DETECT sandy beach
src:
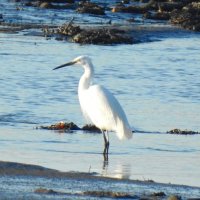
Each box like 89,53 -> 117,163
0,161 -> 200,199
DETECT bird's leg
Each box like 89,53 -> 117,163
102,130 -> 109,159
105,130 -> 109,154
103,130 -> 107,155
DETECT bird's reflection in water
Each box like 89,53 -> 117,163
102,157 -> 109,172
102,158 -> 131,179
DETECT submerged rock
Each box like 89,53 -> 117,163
167,129 -> 200,135
112,0 -> 154,14
82,124 -> 101,133
112,4 -> 149,14
157,1 -> 187,12
38,121 -> 80,131
143,11 -> 170,20
35,188 -> 59,194
25,0 -> 74,9
152,191 -> 166,197
37,121 -> 101,133
72,28 -> 133,45
140,191 -> 166,199
82,190 -> 136,198
76,1 -> 105,15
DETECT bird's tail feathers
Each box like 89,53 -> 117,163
115,122 -> 133,140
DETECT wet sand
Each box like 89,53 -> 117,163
0,161 -> 200,200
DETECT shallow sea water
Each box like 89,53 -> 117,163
0,30 -> 200,187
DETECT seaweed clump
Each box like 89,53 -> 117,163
37,121 -> 101,133
38,121 -> 80,131
167,129 -> 200,135
72,28 -> 133,45
44,19 -> 134,45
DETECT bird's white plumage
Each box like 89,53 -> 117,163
54,55 -> 133,143
75,56 -> 133,140
79,84 -> 132,139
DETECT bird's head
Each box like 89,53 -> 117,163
53,55 -> 91,70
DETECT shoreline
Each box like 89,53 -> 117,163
0,160 -> 200,199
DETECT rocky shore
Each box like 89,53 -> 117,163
0,0 -> 199,45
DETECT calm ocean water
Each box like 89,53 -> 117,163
0,18 -> 200,186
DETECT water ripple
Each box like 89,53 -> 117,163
145,147 -> 198,153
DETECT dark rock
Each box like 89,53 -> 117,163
42,18 -> 81,38
82,124 -> 101,133
83,191 -> 136,198
112,0 -> 154,14
38,121 -> 80,131
25,0 -> 74,9
170,2 -> 200,31
112,5 -> 147,14
72,28 -> 133,45
76,1 -> 105,15
38,121 -> 101,132
167,129 -> 200,135
141,191 -> 166,200
143,11 -> 170,20
157,2 -> 186,12
35,188 -> 59,194
25,1 -> 41,7
35,187 -> 70,195
152,191 -> 166,197
44,18 -> 134,45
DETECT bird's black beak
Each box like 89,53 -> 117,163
53,60 -> 77,70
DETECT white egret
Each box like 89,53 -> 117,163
53,56 -> 133,156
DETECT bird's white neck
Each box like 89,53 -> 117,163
78,61 -> 94,93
